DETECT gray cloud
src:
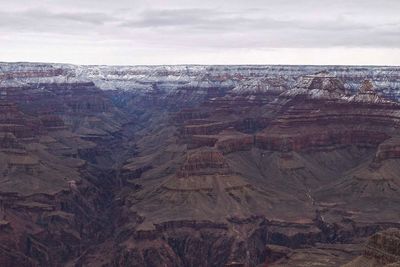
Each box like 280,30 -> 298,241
121,8 -> 371,32
0,8 -> 117,35
28,9 -> 114,24
0,0 -> 399,64
121,9 -> 221,28
115,7 -> 399,49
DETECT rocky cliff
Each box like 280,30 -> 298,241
343,228 -> 400,267
1,63 -> 400,266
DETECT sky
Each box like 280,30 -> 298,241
1,0 -> 400,65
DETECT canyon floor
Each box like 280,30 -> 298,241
1,63 -> 400,266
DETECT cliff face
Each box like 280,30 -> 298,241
343,228 -> 400,267
2,63 -> 400,102
1,63 -> 400,266
0,74 -> 133,266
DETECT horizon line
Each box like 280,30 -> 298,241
1,61 -> 400,68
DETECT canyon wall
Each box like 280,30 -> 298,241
0,63 -> 400,266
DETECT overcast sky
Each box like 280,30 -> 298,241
1,0 -> 400,65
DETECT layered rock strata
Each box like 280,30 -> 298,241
1,64 -> 400,266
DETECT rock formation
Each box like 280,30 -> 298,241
0,63 -> 400,266
344,228 -> 400,266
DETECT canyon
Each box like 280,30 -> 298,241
1,63 -> 400,266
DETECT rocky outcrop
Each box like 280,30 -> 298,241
349,80 -> 394,104
254,74 -> 400,153
281,72 -> 348,99
177,149 -> 231,177
344,228 -> 400,267
184,121 -> 234,135
373,137 -> 400,163
215,130 -> 254,154
365,229 -> 400,264
255,129 -> 390,152
231,76 -> 288,96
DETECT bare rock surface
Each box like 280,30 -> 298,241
1,63 -> 400,266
